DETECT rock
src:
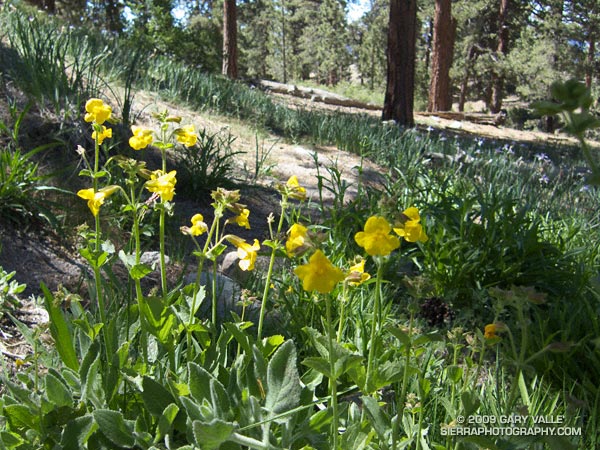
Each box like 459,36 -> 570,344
140,251 -> 170,270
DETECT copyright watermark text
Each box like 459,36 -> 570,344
441,415 -> 581,437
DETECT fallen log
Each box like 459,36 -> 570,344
418,110 -> 506,126
252,79 -> 381,111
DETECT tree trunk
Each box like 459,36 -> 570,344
222,0 -> 238,79
105,0 -> 122,33
490,0 -> 510,114
586,34 -> 595,88
382,0 -> 417,127
427,0 -> 456,112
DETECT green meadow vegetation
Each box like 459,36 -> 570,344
1,4 -> 600,450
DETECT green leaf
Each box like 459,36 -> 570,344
209,378 -> 231,418
60,415 -> 96,450
130,263 -> 153,280
341,422 -> 372,450
0,431 -> 24,449
4,405 -> 37,430
302,356 -> 331,378
223,322 -> 253,356
361,395 -> 390,442
265,340 -> 301,416
45,372 -> 72,408
386,325 -> 411,347
42,284 -> 79,371
142,376 -> 176,416
78,248 -> 109,269
192,419 -> 235,450
188,362 -> 213,404
154,403 -> 179,444
82,355 -> 106,409
262,334 -> 285,357
118,250 -> 136,269
206,243 -> 228,261
460,391 -> 480,417
93,409 -> 135,448
446,365 -> 463,384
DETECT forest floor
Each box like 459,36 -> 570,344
0,84 -> 593,375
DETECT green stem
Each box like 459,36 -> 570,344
336,283 -> 348,343
257,197 -> 288,341
159,148 -> 168,298
130,184 -> 148,367
211,259 -> 218,326
507,304 -> 528,412
365,260 -> 384,393
91,132 -> 109,355
325,295 -> 339,450
159,205 -> 168,297
392,312 -> 414,449
230,432 -> 273,450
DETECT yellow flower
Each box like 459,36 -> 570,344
294,250 -> 345,294
393,207 -> 428,243
233,208 -> 251,229
190,213 -> 208,236
347,258 -> 371,286
229,238 -> 260,271
77,185 -> 118,216
286,223 -> 308,256
129,126 -> 154,150
484,324 -> 497,339
84,98 -> 112,125
91,125 -> 112,145
286,175 -> 307,201
484,322 -> 506,340
175,125 -> 198,147
354,216 -> 400,256
145,170 -> 177,202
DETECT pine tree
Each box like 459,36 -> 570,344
382,0 -> 418,126
354,0 -> 388,90
239,0 -> 272,78
427,0 -> 456,111
222,0 -> 238,78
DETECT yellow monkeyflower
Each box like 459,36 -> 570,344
175,125 -> 198,147
190,213 -> 208,236
393,207 -> 428,243
91,125 -> 112,145
484,324 -> 497,339
355,216 -> 400,256
346,258 -> 371,286
484,323 -> 507,340
129,126 -> 154,150
145,170 -> 177,202
286,175 -> 307,201
229,237 -> 260,271
294,250 -> 345,294
286,223 -> 308,256
77,185 -> 118,216
84,98 -> 112,125
233,208 -> 251,229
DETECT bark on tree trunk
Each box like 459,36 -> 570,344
382,0 -> 417,127
427,0 -> 456,112
222,0 -> 238,79
106,0 -> 122,33
490,0 -> 510,114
